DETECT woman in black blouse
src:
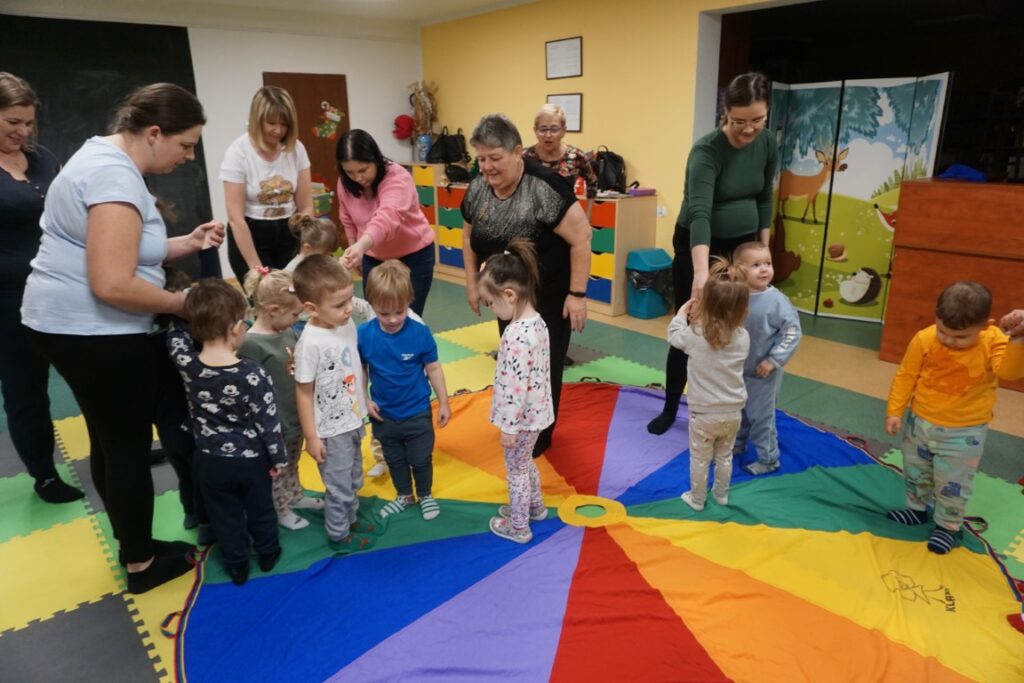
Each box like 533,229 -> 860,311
460,113 -> 592,457
0,72 -> 83,502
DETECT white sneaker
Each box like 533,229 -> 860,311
293,496 -> 325,510
680,491 -> 705,511
367,462 -> 388,478
278,511 -> 310,530
713,492 -> 729,506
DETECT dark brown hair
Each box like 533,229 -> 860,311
477,238 -> 540,310
698,257 -> 750,349
183,279 -> 247,342
723,72 -> 771,111
935,281 -> 991,330
110,82 -> 206,136
365,259 -> 414,309
291,254 -> 352,305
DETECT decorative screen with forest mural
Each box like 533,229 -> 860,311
768,74 -> 949,322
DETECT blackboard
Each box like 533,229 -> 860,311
0,14 -> 213,276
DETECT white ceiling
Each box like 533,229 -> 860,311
186,0 -> 537,24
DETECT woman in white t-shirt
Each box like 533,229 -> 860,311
220,86 -> 312,282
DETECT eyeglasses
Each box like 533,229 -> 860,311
727,116 -> 767,130
536,126 -> 563,136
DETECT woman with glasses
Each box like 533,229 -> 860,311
647,71 -> 778,436
523,104 -> 598,200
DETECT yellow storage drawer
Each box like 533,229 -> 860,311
590,252 -> 615,280
436,226 -> 463,249
412,165 -> 435,186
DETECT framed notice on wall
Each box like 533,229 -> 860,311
547,93 -> 582,132
545,36 -> 582,79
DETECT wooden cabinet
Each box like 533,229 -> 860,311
404,163 -> 658,316
880,179 -> 1024,391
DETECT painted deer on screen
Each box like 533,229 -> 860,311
778,147 -> 849,223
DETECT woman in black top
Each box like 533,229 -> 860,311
0,72 -> 83,502
460,113 -> 592,456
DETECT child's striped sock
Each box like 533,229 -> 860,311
927,527 -> 957,555
886,508 -> 928,525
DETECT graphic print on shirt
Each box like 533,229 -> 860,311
314,345 -> 361,434
257,175 -> 295,218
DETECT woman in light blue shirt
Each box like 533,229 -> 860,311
22,83 -> 225,594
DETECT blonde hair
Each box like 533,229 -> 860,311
289,213 -> 339,255
364,260 -> 413,309
243,268 -> 297,315
698,257 -> 749,350
0,72 -> 40,150
478,238 -> 540,311
247,86 -> 298,153
291,254 -> 352,305
533,103 -> 567,129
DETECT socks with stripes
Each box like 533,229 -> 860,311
886,508 -> 929,525
927,527 -> 957,555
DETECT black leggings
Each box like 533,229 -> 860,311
662,229 -> 757,401
227,217 -> 298,283
30,331 -> 159,563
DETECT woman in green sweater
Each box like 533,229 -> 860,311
648,72 -> 778,435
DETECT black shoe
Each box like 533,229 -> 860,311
126,553 -> 195,594
34,476 -> 85,504
646,408 -> 679,435
258,548 -> 282,573
183,512 -> 199,530
229,562 -> 250,586
118,539 -> 196,567
197,524 -> 216,546
149,447 -> 168,465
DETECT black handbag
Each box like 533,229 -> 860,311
595,145 -> 627,192
444,163 -> 470,184
427,126 -> 470,164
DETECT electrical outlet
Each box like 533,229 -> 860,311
656,205 -> 668,218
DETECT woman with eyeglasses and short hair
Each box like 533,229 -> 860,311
523,104 -> 598,200
647,71 -> 778,436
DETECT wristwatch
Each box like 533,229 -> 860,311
568,290 -> 587,298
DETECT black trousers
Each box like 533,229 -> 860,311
663,229 -> 758,399
197,455 -> 278,568
0,289 -> 58,481
30,330 -> 158,563
497,302 -> 572,447
226,217 -> 298,283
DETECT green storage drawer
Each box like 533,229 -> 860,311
591,227 -> 615,253
438,207 -> 463,228
417,186 -> 435,206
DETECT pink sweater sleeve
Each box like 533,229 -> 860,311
336,177 -> 358,247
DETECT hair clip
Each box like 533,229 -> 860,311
255,266 -> 270,276
287,285 -> 295,293
503,250 -> 511,255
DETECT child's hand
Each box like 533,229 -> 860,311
755,359 -> 776,378
367,400 -> 382,421
999,309 -> 1024,341
306,436 -> 326,463
678,299 -> 694,319
500,431 -> 516,448
885,416 -> 902,436
269,465 -> 285,479
436,403 -> 451,428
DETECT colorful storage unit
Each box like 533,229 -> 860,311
402,163 -> 657,316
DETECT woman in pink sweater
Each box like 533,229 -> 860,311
337,129 -> 435,315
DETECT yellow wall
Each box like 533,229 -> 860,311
422,0 -> 757,250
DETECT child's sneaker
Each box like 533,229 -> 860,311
293,496 -> 325,511
278,511 -> 310,530
489,516 -> 532,543
380,495 -> 413,518
367,462 -> 388,478
743,461 -> 780,476
680,491 -> 705,511
258,548 -> 282,572
498,504 -> 548,521
228,562 -> 250,587
713,492 -> 729,506
419,495 -> 441,521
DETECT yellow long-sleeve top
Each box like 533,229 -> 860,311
887,325 -> 1024,427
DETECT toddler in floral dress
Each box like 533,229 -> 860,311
478,239 -> 553,543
